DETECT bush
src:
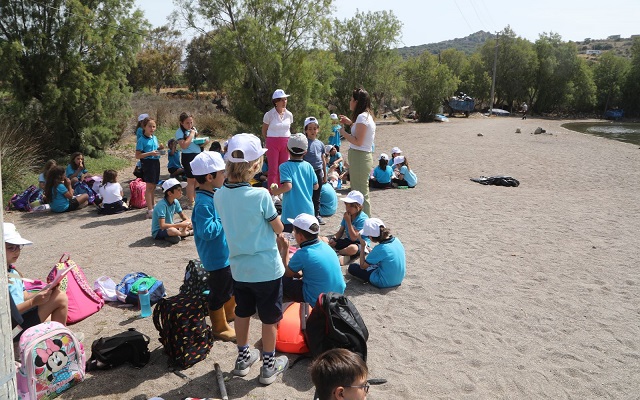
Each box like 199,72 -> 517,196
0,120 -> 43,205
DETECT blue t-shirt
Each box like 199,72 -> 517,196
279,160 -> 316,223
340,211 -> 369,243
329,152 -> 343,171
168,148 -> 182,169
65,164 -> 88,180
151,198 -> 183,238
214,182 -> 284,283
50,183 -> 70,212
399,165 -> 418,187
137,134 -> 160,160
373,165 -> 393,184
175,127 -> 202,154
329,125 -> 341,148
136,127 -> 143,141
303,138 -> 325,170
193,189 -> 230,271
366,237 -> 406,288
319,183 -> 337,217
288,239 -> 346,306
7,266 -> 25,305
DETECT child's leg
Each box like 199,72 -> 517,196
76,193 -> 90,208
262,322 -> 277,353
145,182 -> 155,211
338,243 -> 359,257
348,263 -> 374,283
37,288 -> 68,325
312,168 -> 323,217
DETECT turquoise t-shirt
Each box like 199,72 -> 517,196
168,148 -> 182,169
175,127 -> 202,154
366,237 -> 406,288
50,183 -> 70,212
340,211 -> 369,242
65,164 -> 88,180
319,183 -> 337,217
7,266 -> 25,305
400,165 -> 418,187
373,165 -> 393,184
279,160 -> 316,223
136,135 -> 160,159
151,198 -> 183,238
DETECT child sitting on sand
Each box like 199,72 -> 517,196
325,190 -> 370,265
348,218 -> 406,288
97,169 -> 128,215
391,155 -> 418,188
151,178 -> 192,245
369,153 -> 394,189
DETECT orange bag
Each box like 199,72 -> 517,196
276,302 -> 311,354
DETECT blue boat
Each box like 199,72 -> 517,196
447,97 -> 475,117
604,109 -> 623,120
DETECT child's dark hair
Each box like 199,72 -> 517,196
142,117 -> 155,129
102,169 -> 117,185
378,158 -> 388,169
288,148 -> 305,158
370,226 -> 392,243
42,159 -> 57,174
293,225 -> 319,241
209,141 -> 222,152
164,184 -> 182,199
194,172 -> 218,184
310,348 -> 368,400
179,112 -> 192,126
69,152 -> 84,169
44,166 -> 66,204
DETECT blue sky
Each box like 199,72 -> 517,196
135,0 -> 640,47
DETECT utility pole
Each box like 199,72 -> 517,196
489,33 -> 499,116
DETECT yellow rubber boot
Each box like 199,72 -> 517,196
209,308 -> 236,342
224,296 -> 236,322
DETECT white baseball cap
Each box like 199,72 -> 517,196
391,147 -> 402,154
161,178 -> 187,193
137,113 -> 149,122
287,213 -> 320,234
304,116 -> 319,129
3,223 -> 33,245
272,89 -> 290,99
287,133 -> 308,154
340,190 -> 364,205
226,133 -> 267,163
325,144 -> 334,154
330,113 -> 339,120
190,151 -> 225,176
359,218 -> 385,237
393,155 -> 405,166
379,153 -> 389,161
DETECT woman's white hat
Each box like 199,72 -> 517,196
3,223 -> 33,245
272,89 -> 290,99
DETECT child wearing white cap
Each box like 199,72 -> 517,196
325,190 -> 370,264
262,89 -> 293,189
277,214 -> 345,307
348,218 -> 406,288
150,178 -> 192,244
391,156 -> 418,188
303,116 -> 327,224
213,133 -> 289,385
369,153 -> 394,189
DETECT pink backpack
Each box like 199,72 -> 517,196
17,321 -> 85,400
129,178 -> 147,209
47,253 -> 104,324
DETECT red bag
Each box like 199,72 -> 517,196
276,302 -> 311,354
47,253 -> 104,324
129,178 -> 147,209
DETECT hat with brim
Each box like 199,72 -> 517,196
190,151 -> 226,176
359,218 -> 384,237
393,155 -> 405,166
272,89 -> 290,99
3,223 -> 33,245
161,178 -> 188,193
138,113 -> 149,122
287,133 -> 308,155
287,213 -> 320,234
226,133 -> 268,163
340,190 -> 364,205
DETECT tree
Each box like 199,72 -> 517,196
131,26 -> 183,93
568,58 -> 596,113
592,51 -> 630,114
622,37 -> 640,117
403,52 -> 459,122
460,52 -> 491,108
184,34 -> 218,96
0,0 -> 145,156
325,10 -> 403,114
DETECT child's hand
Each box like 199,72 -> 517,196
343,211 -> 351,223
32,288 -> 52,305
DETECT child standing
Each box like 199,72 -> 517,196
151,178 -> 192,244
303,116 -> 327,224
348,218 -> 406,288
213,133 -> 289,385
271,133 -> 318,233
167,139 -> 184,178
44,166 -> 89,213
177,112 -> 209,208
391,155 -> 418,188
328,113 -> 342,150
369,153 -> 394,189
326,190 -> 370,265
97,170 -> 128,215
310,348 -> 369,400
65,152 -> 89,185
190,151 -> 235,342
136,117 -> 163,218
277,213 -> 345,307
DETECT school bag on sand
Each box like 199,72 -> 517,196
73,181 -> 97,204
179,259 -> 209,298
116,272 -> 166,305
47,253 -> 104,324
9,185 -> 43,212
276,302 -> 311,354
305,292 -> 369,361
152,293 -> 214,369
86,328 -> 151,371
17,321 -> 86,400
128,178 -> 147,208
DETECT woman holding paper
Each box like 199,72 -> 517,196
4,223 -> 69,335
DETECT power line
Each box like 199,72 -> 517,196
452,0 -> 473,32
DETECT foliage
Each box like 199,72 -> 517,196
622,38 -> 640,116
397,31 -> 494,58
592,51 -> 630,113
403,52 -> 459,122
0,119 -> 42,205
184,34 -> 219,94
130,26 -> 184,94
568,58 -> 597,112
459,52 -> 491,108
0,0 -> 145,157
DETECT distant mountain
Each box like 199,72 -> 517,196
396,31 -> 494,58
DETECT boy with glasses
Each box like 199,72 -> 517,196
311,348 -> 369,400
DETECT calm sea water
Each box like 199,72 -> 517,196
562,122 -> 640,146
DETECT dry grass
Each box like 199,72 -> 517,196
0,120 -> 43,204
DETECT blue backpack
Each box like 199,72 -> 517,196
73,181 -> 97,204
116,272 -> 166,306
9,185 -> 43,211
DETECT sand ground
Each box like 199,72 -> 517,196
5,115 -> 640,399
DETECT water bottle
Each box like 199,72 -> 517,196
337,179 -> 342,189
139,283 -> 152,318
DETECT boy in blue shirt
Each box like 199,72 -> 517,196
214,133 -> 289,385
190,151 -> 235,342
271,133 -> 318,233
277,214 -> 345,307
348,218 -> 406,288
167,139 -> 184,179
326,190 -> 370,265
302,117 -> 327,224
151,178 -> 191,244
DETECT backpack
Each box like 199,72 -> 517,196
179,259 -> 209,297
47,253 -> 104,324
304,292 -> 369,361
152,293 -> 214,369
116,272 -> 166,306
9,185 -> 43,212
16,321 -> 86,400
129,178 -> 147,209
276,302 -> 311,354
86,328 -> 151,371
470,175 -> 520,187
73,181 -> 97,204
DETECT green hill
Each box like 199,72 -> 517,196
396,31 -> 494,58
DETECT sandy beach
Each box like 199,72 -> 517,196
5,115 -> 640,399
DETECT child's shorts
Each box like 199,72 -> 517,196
334,237 -> 359,251
207,267 -> 233,310
234,278 -> 283,325
141,158 -> 160,184
67,197 -> 80,211
15,307 -> 41,341
154,229 -> 170,240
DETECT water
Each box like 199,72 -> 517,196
562,122 -> 640,146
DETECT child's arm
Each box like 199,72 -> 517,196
177,212 -> 191,226
357,235 -> 370,269
269,215 -> 284,235
322,155 -> 327,184
158,217 -> 190,230
270,182 -> 292,196
135,149 -> 159,159
328,225 -> 345,246
344,212 -> 359,241
62,179 -> 74,199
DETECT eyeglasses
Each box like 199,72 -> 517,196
6,244 -> 24,252
345,382 -> 370,393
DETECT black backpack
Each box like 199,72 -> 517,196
179,259 -> 209,298
304,292 -> 368,361
152,293 -> 214,369
86,328 -> 151,371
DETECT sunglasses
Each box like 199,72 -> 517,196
345,382 -> 370,393
6,244 -> 24,252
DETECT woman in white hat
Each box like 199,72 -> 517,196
262,89 -> 293,189
4,223 -> 69,335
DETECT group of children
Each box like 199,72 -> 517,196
369,146 -> 418,189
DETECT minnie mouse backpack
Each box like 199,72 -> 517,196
17,321 -> 86,400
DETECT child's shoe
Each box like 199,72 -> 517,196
233,348 -> 260,376
259,356 -> 289,385
146,209 -> 153,219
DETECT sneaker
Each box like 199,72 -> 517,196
317,215 -> 325,225
259,356 -> 289,385
146,209 -> 153,219
233,348 -> 260,377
